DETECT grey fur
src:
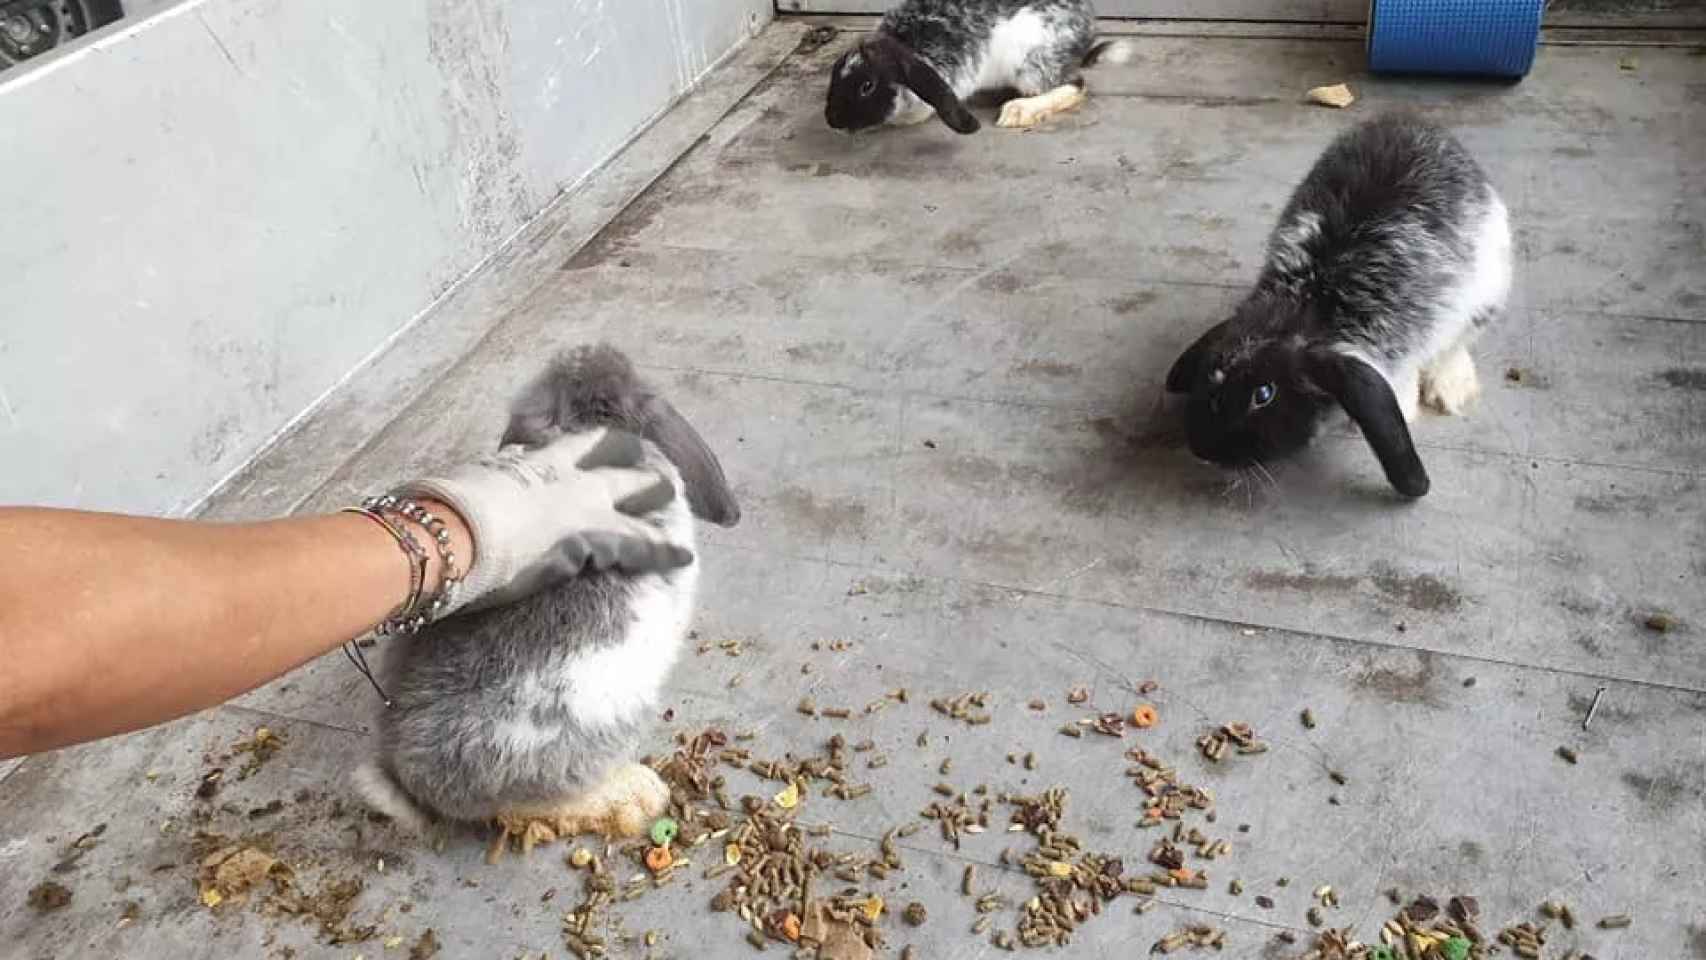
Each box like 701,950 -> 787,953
825,0 -> 1099,133
364,345 -> 737,825
884,0 -> 1095,96
1166,113 -> 1511,496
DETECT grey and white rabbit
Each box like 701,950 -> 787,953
1165,112 -> 1512,498
825,0 -> 1131,134
354,345 -> 739,840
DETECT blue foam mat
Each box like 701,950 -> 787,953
1368,0 -> 1546,79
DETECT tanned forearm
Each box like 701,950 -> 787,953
0,505 -> 469,758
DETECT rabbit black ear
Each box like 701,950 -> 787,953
877,36 -> 979,134
1166,320 -> 1229,393
639,395 -> 741,527
1306,351 -> 1430,498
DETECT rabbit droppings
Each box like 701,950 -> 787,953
825,0 -> 1133,134
355,345 -> 739,848
1166,112 -> 1512,498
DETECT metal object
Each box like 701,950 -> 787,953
1,0 -> 123,70
1583,686 -> 1606,730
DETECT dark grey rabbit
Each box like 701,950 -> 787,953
825,0 -> 1131,134
354,345 -> 739,843
1166,112 -> 1512,498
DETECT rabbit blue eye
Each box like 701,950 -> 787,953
859,79 -> 877,97
1251,383 -> 1277,409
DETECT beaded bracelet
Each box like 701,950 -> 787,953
361,494 -> 465,635
342,504 -> 427,632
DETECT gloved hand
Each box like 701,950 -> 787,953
401,428 -> 692,615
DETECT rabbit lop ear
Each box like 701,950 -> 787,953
1306,351 -> 1430,498
875,35 -> 979,134
1166,320 -> 1229,393
639,395 -> 742,527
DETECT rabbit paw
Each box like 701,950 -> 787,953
1420,346 -> 1480,416
491,764 -> 670,859
996,84 -> 1086,129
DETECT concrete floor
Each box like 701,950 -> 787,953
4,20 -> 1704,960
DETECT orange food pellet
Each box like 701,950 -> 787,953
781,913 -> 802,942
1131,704 -> 1159,728
1170,867 -> 1196,882
644,845 -> 674,873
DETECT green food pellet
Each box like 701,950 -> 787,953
649,817 -> 679,846
1441,937 -> 1471,960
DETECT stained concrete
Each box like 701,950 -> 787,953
4,22 -> 1704,960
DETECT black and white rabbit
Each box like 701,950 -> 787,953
1165,112 -> 1512,498
354,345 -> 739,843
825,0 -> 1130,134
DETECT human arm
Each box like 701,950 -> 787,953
0,428 -> 690,758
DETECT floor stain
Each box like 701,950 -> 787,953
1620,768 -> 1692,814
1246,570 -> 1361,595
1657,367 -> 1706,391
1106,291 -> 1160,315
1353,650 -> 1442,707
1010,358 -> 1082,379
1369,566 -> 1464,613
770,486 -> 870,539
1457,839 -> 1484,863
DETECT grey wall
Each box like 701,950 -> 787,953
0,0 -> 769,515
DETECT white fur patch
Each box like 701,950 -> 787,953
1094,40 -> 1137,65
971,9 -> 1054,94
840,52 -> 862,77
353,762 -> 433,835
563,486 -> 698,730
1269,212 -> 1322,274
1392,189 -> 1512,390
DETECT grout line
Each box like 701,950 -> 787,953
711,542 -> 1706,699
220,702 -> 367,738
631,359 -> 1706,482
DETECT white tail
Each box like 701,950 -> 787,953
353,761 -> 435,835
1086,39 -> 1137,66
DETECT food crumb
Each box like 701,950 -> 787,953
1306,83 -> 1355,108
27,880 -> 73,912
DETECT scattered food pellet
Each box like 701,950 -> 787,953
1131,704 -> 1159,728
1557,745 -> 1579,765
1255,896 -> 1275,909
773,782 -> 801,809
27,880 -> 73,912
649,817 -> 679,846
1307,82 -> 1356,108
409,929 -> 442,960
569,848 -> 592,869
1618,54 -> 1639,71
1300,708 -> 1316,729
1598,913 -> 1632,929
1329,770 -> 1348,785
781,912 -> 803,942
1067,686 -> 1090,705
1462,676 -> 1478,688
1643,612 -> 1677,633
644,846 -> 673,873
903,901 -> 928,926
1505,366 -> 1526,383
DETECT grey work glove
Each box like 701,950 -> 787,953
401,428 -> 692,616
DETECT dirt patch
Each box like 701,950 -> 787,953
1105,291 -> 1159,315
1369,566 -> 1464,613
770,487 -> 870,539
1353,651 -> 1442,707
1657,367 -> 1706,391
1246,570 -> 1361,595
1009,358 -> 1081,379
1620,769 -> 1692,814
977,270 -> 1024,295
